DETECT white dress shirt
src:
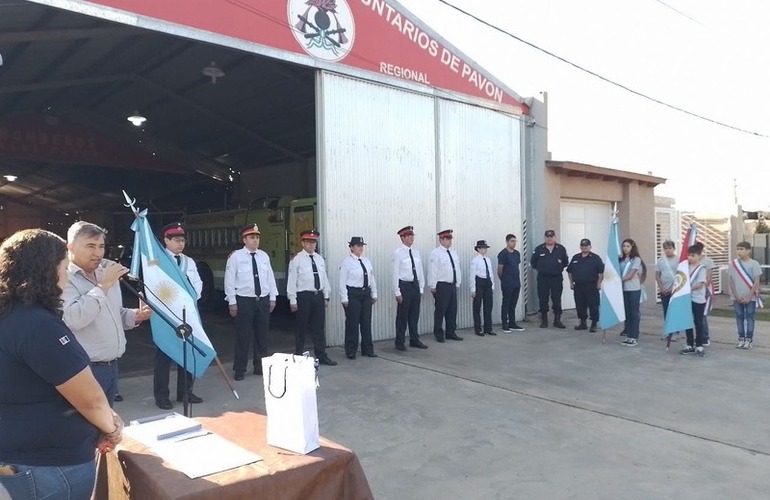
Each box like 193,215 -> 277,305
165,248 -> 203,299
339,254 -> 378,302
469,255 -> 495,293
224,247 -> 278,305
392,244 -> 425,296
428,246 -> 461,289
287,250 -> 331,305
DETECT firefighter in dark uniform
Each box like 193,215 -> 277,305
530,229 -> 569,328
566,238 -> 605,332
287,229 -> 337,366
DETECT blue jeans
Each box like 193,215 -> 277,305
623,290 -> 641,339
734,301 -> 757,339
0,460 -> 95,500
89,362 -> 118,407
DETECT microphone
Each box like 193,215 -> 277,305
100,259 -> 139,281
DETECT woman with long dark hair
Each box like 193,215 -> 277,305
0,229 -> 123,500
619,238 -> 643,346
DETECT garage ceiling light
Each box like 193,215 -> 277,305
3,175 -> 17,182
127,110 -> 147,127
202,61 -> 225,84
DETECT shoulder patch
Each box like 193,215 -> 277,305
58,335 -> 71,346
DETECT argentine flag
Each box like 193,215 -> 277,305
663,224 -> 697,334
130,209 -> 217,378
599,217 -> 625,329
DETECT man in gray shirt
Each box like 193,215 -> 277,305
61,221 -> 151,405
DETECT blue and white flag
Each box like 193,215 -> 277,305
599,217 -> 625,330
663,224 -> 696,334
130,209 -> 216,378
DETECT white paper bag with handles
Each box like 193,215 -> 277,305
261,353 -> 320,454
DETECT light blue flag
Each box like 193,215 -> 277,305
130,209 -> 217,378
663,224 -> 696,334
599,217 -> 625,330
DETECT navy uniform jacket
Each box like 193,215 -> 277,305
530,243 -> 569,277
566,252 -> 605,284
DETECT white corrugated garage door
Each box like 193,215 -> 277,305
318,72 -> 522,345
560,200 -> 612,310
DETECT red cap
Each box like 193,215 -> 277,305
300,229 -> 320,241
240,224 -> 261,237
161,222 -> 186,239
437,229 -> 453,239
397,225 -> 414,237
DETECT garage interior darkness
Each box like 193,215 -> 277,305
0,0 -> 317,239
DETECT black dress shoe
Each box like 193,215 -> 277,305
234,371 -> 245,381
475,332 -> 485,336
177,393 -> 203,404
253,367 -> 263,375
347,354 -> 356,359
318,357 -> 338,366
362,353 -> 378,358
395,344 -> 407,351
113,394 -> 124,402
409,341 -> 428,349
486,331 -> 497,336
156,399 -> 173,410
446,334 -> 464,341
435,336 -> 445,343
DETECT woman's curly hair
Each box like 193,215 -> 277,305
0,229 -> 67,317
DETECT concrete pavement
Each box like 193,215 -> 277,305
111,304 -> 769,499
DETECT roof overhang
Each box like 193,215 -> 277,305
547,160 -> 666,188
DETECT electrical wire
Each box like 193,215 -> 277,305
435,0 -> 769,138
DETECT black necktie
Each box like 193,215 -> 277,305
483,257 -> 490,279
175,255 -> 181,267
309,254 -> 321,291
447,250 -> 456,284
250,252 -> 262,297
359,259 -> 369,288
409,248 -> 418,282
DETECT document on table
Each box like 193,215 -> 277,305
124,412 -> 262,479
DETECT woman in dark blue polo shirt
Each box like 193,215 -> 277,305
0,229 -> 124,500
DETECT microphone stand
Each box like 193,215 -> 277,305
120,277 -> 206,418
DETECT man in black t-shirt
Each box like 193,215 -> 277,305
497,234 -> 524,332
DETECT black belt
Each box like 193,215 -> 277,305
297,290 -> 323,295
399,279 -> 418,285
237,294 -> 269,300
91,359 -> 118,366
346,286 -> 371,291
539,274 -> 562,278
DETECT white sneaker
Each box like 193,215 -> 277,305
743,339 -> 753,350
695,346 -> 705,357
736,338 -> 745,349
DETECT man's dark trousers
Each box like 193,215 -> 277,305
395,280 -> 421,346
537,275 -> 563,313
234,294 -> 270,374
295,291 -> 327,358
433,281 -> 457,339
573,282 -> 599,322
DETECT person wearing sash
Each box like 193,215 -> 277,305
288,229 -> 337,365
679,245 -> 708,356
619,238 -> 643,346
655,240 -> 680,342
339,236 -> 378,359
469,240 -> 495,336
727,241 -> 762,350
429,229 -> 463,342
393,226 -> 428,351
153,222 -> 204,408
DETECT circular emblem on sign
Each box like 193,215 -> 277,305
288,0 -> 355,62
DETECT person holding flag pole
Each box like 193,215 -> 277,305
122,191 -> 239,411
663,223 -> 697,350
598,206 -> 625,344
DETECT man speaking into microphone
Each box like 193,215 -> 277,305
61,221 -> 151,405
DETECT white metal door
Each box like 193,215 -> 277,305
560,200 -> 612,310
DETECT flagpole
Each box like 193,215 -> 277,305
214,357 -> 240,400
